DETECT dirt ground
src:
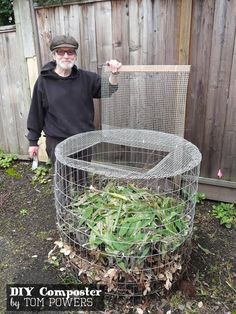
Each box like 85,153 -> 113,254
0,161 -> 235,314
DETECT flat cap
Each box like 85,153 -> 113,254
50,35 -> 79,51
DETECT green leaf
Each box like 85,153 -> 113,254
140,246 -> 150,258
5,168 -> 22,179
110,240 -> 132,253
212,202 -> 236,228
117,260 -> 127,272
70,181 -> 189,261
198,243 -> 215,255
118,222 -> 130,237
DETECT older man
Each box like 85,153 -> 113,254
27,35 -> 121,163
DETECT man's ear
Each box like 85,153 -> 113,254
51,51 -> 56,60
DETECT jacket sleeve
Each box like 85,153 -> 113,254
27,78 -> 45,146
92,73 -> 102,98
92,73 -> 118,98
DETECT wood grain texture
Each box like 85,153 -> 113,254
111,0 -> 129,64
0,0 -> 38,155
95,1 -> 112,68
198,178 -> 236,203
185,0 -> 215,155
0,31 -> 27,153
202,0 -> 236,180
220,2 -> 236,181
105,65 -> 191,72
178,0 -> 192,64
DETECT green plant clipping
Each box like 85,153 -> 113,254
32,166 -> 50,184
20,208 -> 29,216
212,203 -> 236,229
0,149 -> 17,168
72,183 -> 190,269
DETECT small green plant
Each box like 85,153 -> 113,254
60,273 -> 78,285
20,208 -> 29,216
42,264 -> 50,272
48,255 -> 60,268
195,192 -> 206,204
32,166 -> 50,184
212,203 -> 236,228
0,149 -> 17,168
5,168 -> 22,179
35,231 -> 50,240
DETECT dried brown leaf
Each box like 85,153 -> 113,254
164,278 -> 172,290
136,308 -> 144,314
54,240 -> 64,248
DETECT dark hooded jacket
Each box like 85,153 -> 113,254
27,61 -> 114,145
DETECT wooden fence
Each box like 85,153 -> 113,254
0,25 -> 29,155
0,0 -> 235,201
0,0 -> 39,157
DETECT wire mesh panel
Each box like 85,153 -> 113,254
101,65 -> 190,137
55,129 -> 201,296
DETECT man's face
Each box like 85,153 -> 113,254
53,48 -> 77,70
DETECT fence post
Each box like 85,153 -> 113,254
13,0 -> 47,161
13,0 -> 39,95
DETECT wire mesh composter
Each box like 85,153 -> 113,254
54,66 -> 202,296
55,129 -> 201,295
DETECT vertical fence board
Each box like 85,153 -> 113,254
185,0 -> 215,154
0,0 -> 39,155
36,8 -> 53,65
13,0 -> 40,155
94,1 -> 112,69
202,0 -> 227,177
86,5 -> 97,72
152,0 -> 180,64
0,30 -> 29,154
128,0 -> 141,64
219,2 -> 236,180
165,0 -> 180,64
79,4 -> 90,70
153,0 -> 166,64
178,0 -> 192,64
203,0 -> 236,179
16,0 -> 35,57
111,0 -> 129,64
0,33 -> 19,152
139,0 -> 153,64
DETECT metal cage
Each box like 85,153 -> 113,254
54,128 -> 201,296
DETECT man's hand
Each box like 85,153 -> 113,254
28,146 -> 39,159
106,59 -> 122,74
106,59 -> 122,85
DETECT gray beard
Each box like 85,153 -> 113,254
57,61 -> 74,70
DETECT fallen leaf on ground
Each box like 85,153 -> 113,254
136,308 -> 144,314
198,301 -> 203,308
179,280 -> 196,297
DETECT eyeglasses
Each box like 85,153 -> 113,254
55,49 -> 76,56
